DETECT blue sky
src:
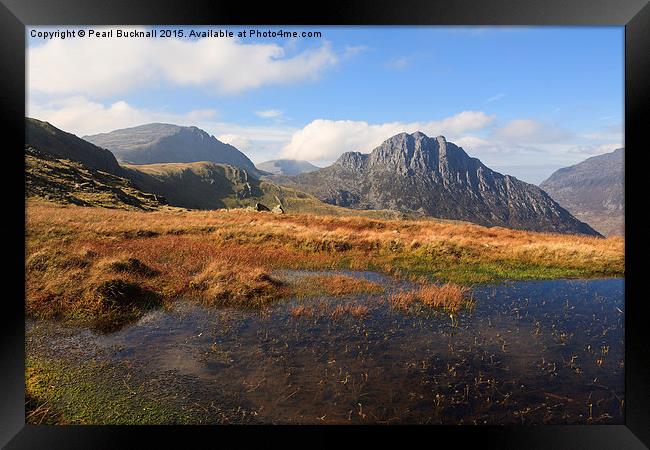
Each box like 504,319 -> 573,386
27,26 -> 623,184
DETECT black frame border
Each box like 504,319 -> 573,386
1,0 -> 649,448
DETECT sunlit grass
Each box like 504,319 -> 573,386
26,199 -> 624,328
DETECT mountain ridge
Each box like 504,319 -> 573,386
24,118 -> 405,219
540,148 -> 624,236
272,131 -> 600,236
84,123 -> 260,176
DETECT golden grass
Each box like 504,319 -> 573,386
189,263 -> 288,307
25,199 -> 624,327
389,283 -> 472,312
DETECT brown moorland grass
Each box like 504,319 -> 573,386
26,199 -> 624,328
389,283 -> 473,312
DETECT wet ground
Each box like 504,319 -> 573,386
26,271 -> 624,424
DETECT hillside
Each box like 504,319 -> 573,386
26,118 -> 122,175
540,149 -> 624,236
123,161 -> 408,218
84,123 -> 260,176
25,146 -> 165,210
272,132 -> 600,236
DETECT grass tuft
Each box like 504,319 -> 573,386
389,283 -> 472,312
101,257 -> 159,278
190,263 -> 287,307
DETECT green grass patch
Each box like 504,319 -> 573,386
26,356 -> 196,425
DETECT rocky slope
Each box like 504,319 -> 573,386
25,146 -> 165,210
273,132 -> 600,236
84,123 -> 260,176
257,159 -> 320,176
540,148 -> 624,236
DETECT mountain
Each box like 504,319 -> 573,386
257,159 -> 320,176
25,118 -> 403,218
540,149 -> 624,236
26,118 -> 122,175
272,132 -> 600,236
84,123 -> 260,176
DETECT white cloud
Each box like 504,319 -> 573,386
217,134 -> 252,151
342,45 -> 368,58
454,135 -> 492,150
28,96 -> 219,136
254,109 -> 283,118
280,111 -> 495,161
28,95 -> 296,143
492,119 -> 572,144
28,27 -> 339,97
486,93 -> 506,103
567,142 -> 623,156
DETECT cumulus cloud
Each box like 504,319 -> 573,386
280,111 -> 495,161
28,27 -> 338,97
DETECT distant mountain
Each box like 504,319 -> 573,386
26,118 -> 122,175
257,159 -> 320,176
272,131 -> 600,236
84,123 -> 260,176
540,148 -> 624,236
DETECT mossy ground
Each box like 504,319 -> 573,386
26,356 -> 198,424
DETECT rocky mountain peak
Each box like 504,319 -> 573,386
335,151 -> 368,171
277,131 -> 600,236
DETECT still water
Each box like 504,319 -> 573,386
27,273 -> 624,424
